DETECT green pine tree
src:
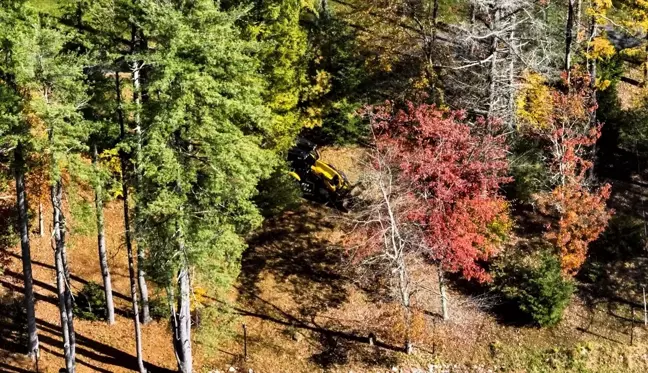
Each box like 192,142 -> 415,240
135,2 -> 276,371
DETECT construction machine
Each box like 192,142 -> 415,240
287,138 -> 353,210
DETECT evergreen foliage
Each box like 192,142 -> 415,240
495,249 -> 575,327
74,281 -> 107,321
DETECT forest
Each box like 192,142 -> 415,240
2,0 -> 648,372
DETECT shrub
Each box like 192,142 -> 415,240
148,296 -> 170,321
494,248 -> 574,327
74,282 -> 106,321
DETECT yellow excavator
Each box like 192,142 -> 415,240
287,138 -> 353,210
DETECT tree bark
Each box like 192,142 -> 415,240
14,143 -> 40,359
176,262 -> 193,373
644,34 -> 648,87
51,179 -> 75,373
565,0 -> 576,83
131,63 -> 151,325
116,71 -> 147,373
432,0 -> 439,43
508,14 -> 517,130
487,7 -> 500,121
438,266 -> 449,321
38,202 -> 43,237
93,144 -> 115,325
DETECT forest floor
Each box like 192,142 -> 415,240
2,146 -> 648,373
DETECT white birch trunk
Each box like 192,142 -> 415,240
14,143 -> 40,359
51,180 -> 75,373
116,71 -> 147,373
439,266 -> 449,321
131,62 -> 151,325
176,257 -> 193,373
93,144 -> 115,325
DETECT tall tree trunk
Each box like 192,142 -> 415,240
38,202 -> 43,237
644,34 -> 648,87
565,0 -> 576,83
399,264 -> 412,354
176,261 -> 193,373
487,7 -> 500,121
51,179 -> 75,373
588,16 -> 599,180
131,62 -> 151,324
469,5 -> 476,57
508,14 -> 517,130
93,144 -> 115,325
576,0 -> 583,40
116,71 -> 147,373
14,143 -> 39,359
432,0 -> 439,43
438,266 -> 449,321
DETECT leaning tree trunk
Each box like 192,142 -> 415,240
51,179 -> 75,373
92,144 -> 115,325
175,260 -> 193,373
132,62 -> 151,324
14,143 -> 39,359
438,266 -> 449,321
565,0 -> 576,83
116,71 -> 147,373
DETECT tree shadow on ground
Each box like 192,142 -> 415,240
0,292 -> 28,355
35,318 -> 176,373
239,205 -> 349,318
237,205 -> 404,368
577,212 -> 648,329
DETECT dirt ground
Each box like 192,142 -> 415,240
2,146 -> 648,373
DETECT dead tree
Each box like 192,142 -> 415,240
347,141 -> 423,354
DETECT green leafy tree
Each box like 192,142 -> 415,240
136,2 -> 276,372
0,0 -> 40,360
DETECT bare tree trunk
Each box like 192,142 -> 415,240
487,7 -> 500,121
175,253 -> 193,373
38,202 -> 43,237
644,34 -> 648,87
116,71 -> 147,373
565,0 -> 576,82
51,179 -> 75,373
588,16 -> 598,180
438,266 -> 449,321
131,62 -> 151,325
469,5 -> 476,57
576,0 -> 583,40
93,144 -> 115,325
432,0 -> 439,43
14,143 -> 39,359
508,14 -> 517,130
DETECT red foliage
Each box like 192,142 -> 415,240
366,102 -> 511,282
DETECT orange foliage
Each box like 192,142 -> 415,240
537,183 -> 612,275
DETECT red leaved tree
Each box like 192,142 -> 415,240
364,102 -> 511,320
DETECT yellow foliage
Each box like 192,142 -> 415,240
191,286 -> 208,311
587,36 -> 616,60
515,71 -> 553,130
595,78 -> 612,91
587,0 -> 613,24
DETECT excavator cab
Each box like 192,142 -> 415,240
287,137 -> 353,210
